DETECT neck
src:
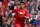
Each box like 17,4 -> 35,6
21,8 -> 24,10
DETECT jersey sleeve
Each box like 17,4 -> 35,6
12,8 -> 20,13
25,9 -> 29,17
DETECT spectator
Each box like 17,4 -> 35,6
26,1 -> 32,14
6,7 -> 10,16
8,0 -> 15,6
31,3 -> 38,13
37,0 -> 40,7
33,1 -> 37,5
33,1 -> 37,8
34,10 -> 38,15
38,11 -> 40,15
2,19 -> 7,27
29,0 -> 33,6
2,17 -> 10,27
32,10 -> 38,20
8,1 -> 16,17
2,0 -> 8,8
14,0 -> 20,6
2,17 -> 6,22
14,1 -> 20,9
38,2 -> 40,10
9,1 -> 14,11
10,17 -> 15,26
33,15 -> 40,27
30,14 -> 35,25
1,5 -> 6,16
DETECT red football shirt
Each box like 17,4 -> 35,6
12,8 -> 29,24
2,1 -> 8,8
0,11 -> 1,17
4,9 -> 6,16
0,7 -> 1,10
25,1 -> 27,6
25,1 -> 27,7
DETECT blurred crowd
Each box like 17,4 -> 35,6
0,0 -> 40,27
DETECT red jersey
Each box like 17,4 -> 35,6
0,7 -> 1,10
12,8 -> 29,24
25,1 -> 27,7
25,1 -> 27,6
2,1 -> 8,8
4,9 -> 6,16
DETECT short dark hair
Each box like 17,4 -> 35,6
20,1 -> 25,5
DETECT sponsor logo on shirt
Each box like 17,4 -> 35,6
19,12 -> 25,14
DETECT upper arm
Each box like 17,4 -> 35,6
25,9 -> 29,17
12,8 -> 20,13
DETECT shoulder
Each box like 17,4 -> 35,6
24,8 -> 28,10
24,8 -> 29,12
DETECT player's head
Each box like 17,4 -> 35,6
20,2 -> 25,9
